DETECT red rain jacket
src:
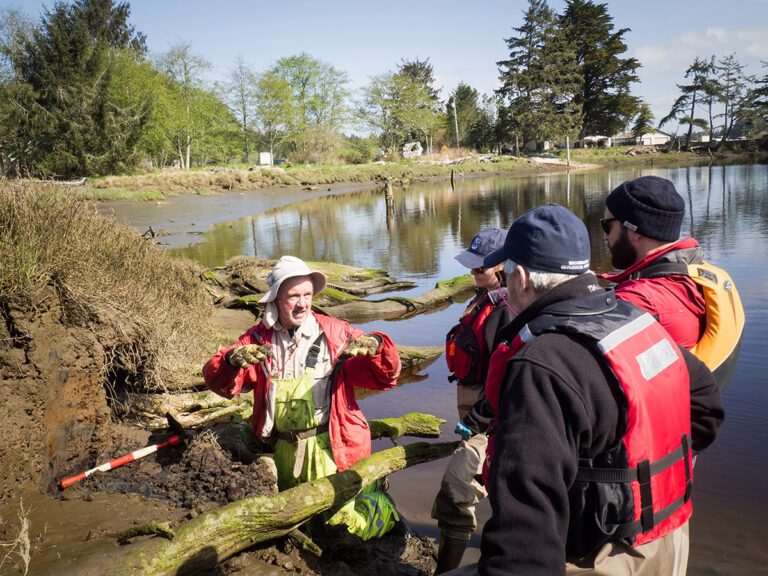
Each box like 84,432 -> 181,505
203,312 -> 401,471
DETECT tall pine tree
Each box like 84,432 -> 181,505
561,0 -> 640,139
15,0 -> 148,176
497,0 -> 581,150
660,56 -> 715,149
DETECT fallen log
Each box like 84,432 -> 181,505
316,275 -> 475,323
52,440 -> 459,576
208,258 -> 417,299
369,412 -> 445,443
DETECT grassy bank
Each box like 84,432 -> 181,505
0,181 -> 215,390
48,144 -> 768,201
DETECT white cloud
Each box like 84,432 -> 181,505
704,27 -> 729,44
632,23 -> 768,129
637,25 -> 768,78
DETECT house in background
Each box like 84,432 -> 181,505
611,129 -> 671,146
581,135 -> 611,148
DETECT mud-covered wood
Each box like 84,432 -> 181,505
52,441 -> 459,576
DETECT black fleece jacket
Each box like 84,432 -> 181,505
479,273 -> 724,576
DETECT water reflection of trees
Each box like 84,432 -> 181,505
176,165 -> 768,277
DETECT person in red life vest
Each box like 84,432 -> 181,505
599,175 -> 744,389
433,227 -> 515,573
600,175 -> 703,348
443,204 -> 723,576
202,255 -> 402,540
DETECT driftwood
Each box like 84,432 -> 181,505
208,257 -> 474,323
208,258 -> 417,300
369,412 -> 445,443
51,440 -> 459,576
20,176 -> 87,186
317,276 -> 475,323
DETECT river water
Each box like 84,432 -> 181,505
101,163 -> 768,575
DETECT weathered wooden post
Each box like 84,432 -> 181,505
385,181 -> 394,231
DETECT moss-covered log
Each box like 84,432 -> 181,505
209,257 -> 416,300
51,440 -> 459,576
214,257 -> 472,323
316,275 -> 475,323
369,412 -> 445,443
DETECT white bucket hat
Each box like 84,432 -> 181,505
258,255 -> 327,304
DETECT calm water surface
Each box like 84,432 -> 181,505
118,164 -> 768,574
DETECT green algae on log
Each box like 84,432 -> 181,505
51,440 -> 459,576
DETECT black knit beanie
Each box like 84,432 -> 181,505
605,176 -> 685,242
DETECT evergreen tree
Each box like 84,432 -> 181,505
660,56 -> 715,149
396,58 -> 441,154
631,101 -> 655,137
712,53 -> 752,149
11,0 -> 149,176
397,57 -> 440,101
497,0 -> 582,149
561,0 -> 640,138
746,61 -> 768,135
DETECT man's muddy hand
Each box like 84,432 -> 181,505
227,344 -> 273,369
341,335 -> 381,358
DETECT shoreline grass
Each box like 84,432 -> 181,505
27,145 -> 768,202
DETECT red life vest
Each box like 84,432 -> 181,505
483,301 -> 693,553
445,291 -> 494,384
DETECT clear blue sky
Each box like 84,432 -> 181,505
5,0 -> 768,133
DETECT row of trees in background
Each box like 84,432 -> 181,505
660,53 -> 768,150
0,0 -> 766,178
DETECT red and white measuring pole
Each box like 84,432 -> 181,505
59,434 -> 182,489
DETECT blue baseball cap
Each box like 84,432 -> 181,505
483,204 -> 590,274
455,227 -> 508,269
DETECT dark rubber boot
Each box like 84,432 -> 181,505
434,534 -> 469,574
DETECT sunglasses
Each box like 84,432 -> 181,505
600,217 -> 619,234
471,266 -> 486,274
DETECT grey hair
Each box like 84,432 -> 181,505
504,259 -> 582,295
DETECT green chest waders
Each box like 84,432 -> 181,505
271,336 -> 399,540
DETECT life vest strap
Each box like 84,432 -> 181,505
577,434 -> 693,539
612,490 -> 689,539
305,335 -> 324,369
575,435 -> 690,483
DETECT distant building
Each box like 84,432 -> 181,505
581,135 -> 611,148
610,129 -> 671,147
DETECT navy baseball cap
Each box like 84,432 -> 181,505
484,204 -> 590,274
455,227 -> 508,269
